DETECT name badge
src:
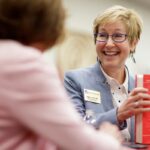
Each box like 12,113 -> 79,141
84,89 -> 101,103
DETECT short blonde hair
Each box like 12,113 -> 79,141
93,5 -> 143,45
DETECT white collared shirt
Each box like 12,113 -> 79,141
100,64 -> 131,141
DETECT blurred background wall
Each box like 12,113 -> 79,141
44,0 -> 150,75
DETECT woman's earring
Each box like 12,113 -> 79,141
131,52 -> 136,63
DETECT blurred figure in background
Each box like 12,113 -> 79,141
64,5 -> 150,142
0,0 -> 127,150
55,30 -> 97,78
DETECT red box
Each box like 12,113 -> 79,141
135,74 -> 150,144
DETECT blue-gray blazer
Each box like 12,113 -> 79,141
64,62 -> 135,142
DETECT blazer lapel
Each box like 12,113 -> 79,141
92,62 -> 114,111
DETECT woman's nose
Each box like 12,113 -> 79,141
105,37 -> 115,47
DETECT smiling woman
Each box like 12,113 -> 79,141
95,20 -> 132,71
64,5 -> 150,143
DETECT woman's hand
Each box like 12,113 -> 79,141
117,87 -> 150,122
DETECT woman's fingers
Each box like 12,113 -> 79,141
117,87 -> 150,122
129,87 -> 148,96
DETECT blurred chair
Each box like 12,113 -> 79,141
55,30 -> 97,78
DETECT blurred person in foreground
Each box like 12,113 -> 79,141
0,0 -> 127,150
64,5 -> 150,142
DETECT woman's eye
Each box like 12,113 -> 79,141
113,34 -> 123,37
99,33 -> 107,37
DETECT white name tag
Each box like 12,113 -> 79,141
84,89 -> 101,104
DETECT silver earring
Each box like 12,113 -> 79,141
131,52 -> 136,63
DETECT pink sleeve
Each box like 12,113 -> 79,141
1,50 -> 121,150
